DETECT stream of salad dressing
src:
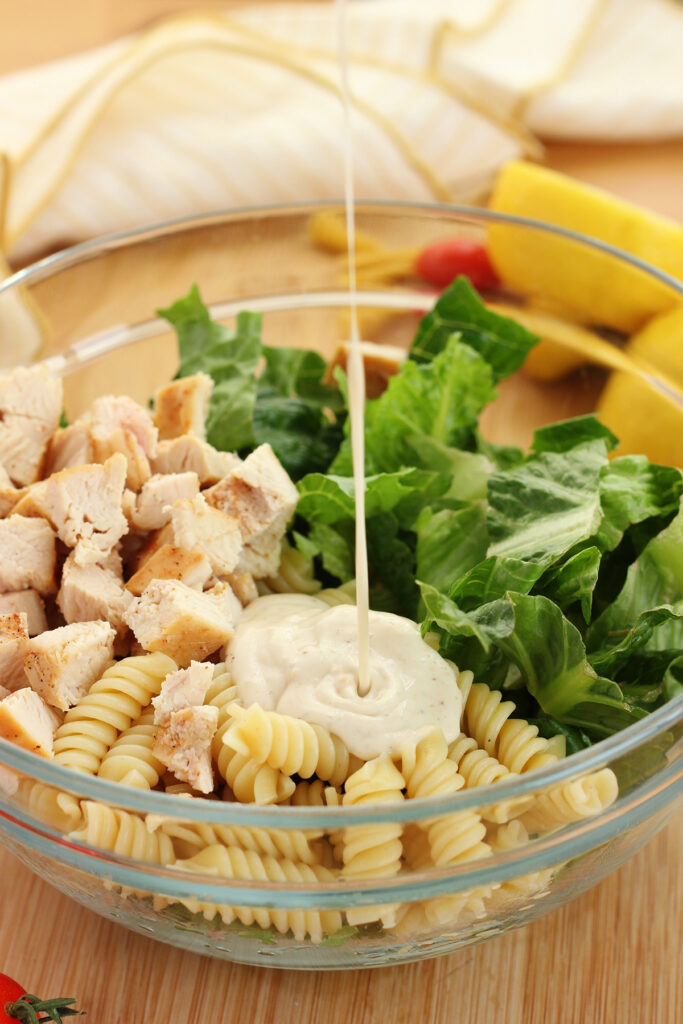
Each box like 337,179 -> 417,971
225,0 -> 464,757
336,0 -> 371,697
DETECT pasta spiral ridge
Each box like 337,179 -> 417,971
206,668 -> 291,802
173,843 -> 342,942
401,730 -> 489,868
448,734 -> 513,788
520,768 -> 618,835
21,781 -> 82,833
224,704 -> 353,786
97,708 -> 164,789
341,754 -> 405,927
71,800 -> 175,864
315,581 -> 356,606
464,683 -> 566,773
53,653 -> 177,775
154,817 -> 324,866
260,541 -> 321,596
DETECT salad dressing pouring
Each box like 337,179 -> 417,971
336,0 -> 371,697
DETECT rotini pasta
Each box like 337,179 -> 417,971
485,820 -> 554,905
172,843 -> 342,943
20,780 -> 82,833
97,708 -> 164,789
70,800 -> 175,865
260,541 -> 322,596
53,653 -> 177,775
401,730 -> 490,869
519,768 -> 618,836
342,754 -> 405,928
464,683 -> 566,773
224,704 -> 354,786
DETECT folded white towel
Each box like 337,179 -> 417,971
0,0 -> 681,265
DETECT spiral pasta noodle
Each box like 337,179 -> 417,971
70,800 -> 175,865
519,768 -> 618,835
173,843 -> 342,942
53,653 -> 177,775
341,754 -> 405,928
401,730 -> 490,869
206,666 -> 291,802
20,780 -> 82,833
97,708 -> 164,789
464,683 -> 566,773
260,541 -> 321,596
224,704 -> 354,786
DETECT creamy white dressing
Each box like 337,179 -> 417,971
226,595 -> 463,760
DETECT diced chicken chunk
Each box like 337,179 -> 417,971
125,579 -> 237,667
129,472 -> 199,531
151,661 -> 214,726
44,420 -> 94,475
154,373 -> 213,441
0,464 -> 26,518
0,687 -> 57,758
168,494 -> 242,577
0,613 -> 29,691
153,705 -> 218,793
0,685 -> 9,700
58,552 -> 133,635
0,365 -> 63,486
225,570 -> 259,606
126,545 -> 212,596
0,591 -> 47,636
0,515 -> 56,595
324,340 -> 406,398
90,395 -> 158,491
152,436 -> 240,486
24,620 -> 115,711
204,444 -> 297,577
19,453 -> 128,566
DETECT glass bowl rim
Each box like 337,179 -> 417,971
0,199 -> 681,827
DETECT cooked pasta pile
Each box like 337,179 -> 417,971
17,549 -> 619,944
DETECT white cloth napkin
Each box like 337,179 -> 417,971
0,0 -> 681,266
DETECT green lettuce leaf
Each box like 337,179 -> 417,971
297,469 -> 449,528
532,415 -> 618,454
415,504 -> 488,595
536,546 -> 602,621
486,441 -> 607,563
410,277 -> 538,380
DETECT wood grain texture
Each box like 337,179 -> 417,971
0,816 -> 680,1024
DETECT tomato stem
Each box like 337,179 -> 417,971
4,994 -> 82,1023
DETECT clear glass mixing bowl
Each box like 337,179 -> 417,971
0,202 -> 681,969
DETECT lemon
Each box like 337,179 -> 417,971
597,307 -> 683,467
488,162 -> 683,334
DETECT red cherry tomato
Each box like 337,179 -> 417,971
0,973 -> 81,1023
415,237 -> 500,291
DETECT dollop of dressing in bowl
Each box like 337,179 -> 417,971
226,594 -> 462,760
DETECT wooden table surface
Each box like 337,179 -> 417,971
1,4 -> 682,1022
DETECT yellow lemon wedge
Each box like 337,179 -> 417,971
487,161 -> 683,334
597,307 -> 683,467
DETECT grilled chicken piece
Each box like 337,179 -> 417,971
151,660 -> 215,725
153,704 -> 218,794
204,443 -> 297,578
0,687 -> 58,758
0,591 -> 48,636
0,515 -> 57,595
24,620 -> 115,711
0,365 -> 62,486
152,436 -> 240,486
89,394 -> 158,491
58,551 -> 133,636
16,453 -> 128,566
44,420 -> 94,475
126,545 -> 212,596
153,373 -> 213,441
0,613 -> 30,691
129,472 -> 199,531
125,579 -> 238,667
